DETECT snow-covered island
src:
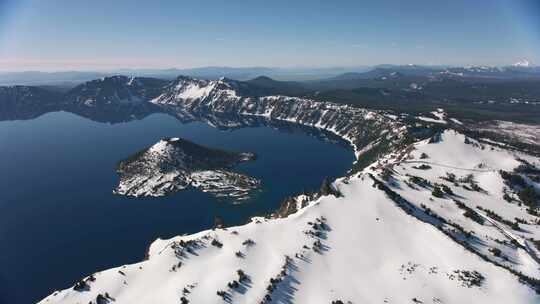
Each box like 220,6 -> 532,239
114,137 -> 260,201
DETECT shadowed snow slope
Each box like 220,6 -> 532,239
40,131 -> 540,304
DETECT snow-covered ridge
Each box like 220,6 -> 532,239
40,130 -> 540,304
151,76 -> 403,159
114,137 -> 259,200
37,76 -> 540,304
513,60 -> 533,68
439,64 -> 540,79
475,120 -> 540,146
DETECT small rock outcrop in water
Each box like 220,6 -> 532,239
114,137 -> 260,201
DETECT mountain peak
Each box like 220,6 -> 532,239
251,75 -> 275,81
512,59 -> 533,68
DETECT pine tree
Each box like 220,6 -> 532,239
432,186 -> 444,198
320,177 -> 341,197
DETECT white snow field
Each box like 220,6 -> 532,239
39,130 -> 540,304
417,108 -> 447,124
476,120 -> 540,146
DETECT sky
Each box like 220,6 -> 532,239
0,0 -> 539,71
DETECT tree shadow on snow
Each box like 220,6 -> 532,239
271,261 -> 301,304
235,275 -> 253,295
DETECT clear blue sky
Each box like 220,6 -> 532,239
0,0 -> 539,71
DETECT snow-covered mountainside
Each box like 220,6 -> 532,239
115,137 -> 259,200
377,131 -> 540,280
36,75 -> 540,303
513,60 -> 533,68
40,130 -> 540,304
152,76 -> 401,159
475,120 -> 540,146
439,65 -> 540,79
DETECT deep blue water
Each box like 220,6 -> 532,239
0,111 -> 354,303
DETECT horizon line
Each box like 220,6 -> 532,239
0,62 -> 536,74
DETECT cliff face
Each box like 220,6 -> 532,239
1,75 -> 402,158
0,76 -> 401,157
151,77 -> 403,159
64,76 -> 168,107
0,85 -> 64,120
0,85 -> 62,106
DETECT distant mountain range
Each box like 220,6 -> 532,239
1,64 -> 540,124
2,63 -> 538,87
0,66 -> 372,86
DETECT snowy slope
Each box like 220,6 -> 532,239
476,120 -> 540,146
40,129 -> 540,304
382,131 -> 540,280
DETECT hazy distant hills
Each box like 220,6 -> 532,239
2,63 -> 540,124
244,76 -> 310,96
0,71 -> 109,87
0,66 -> 372,86
2,64 -> 539,87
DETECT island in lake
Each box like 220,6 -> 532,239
114,137 -> 260,201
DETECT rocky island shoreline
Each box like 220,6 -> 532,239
114,137 -> 260,201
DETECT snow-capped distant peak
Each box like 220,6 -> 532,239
512,59 -> 533,68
